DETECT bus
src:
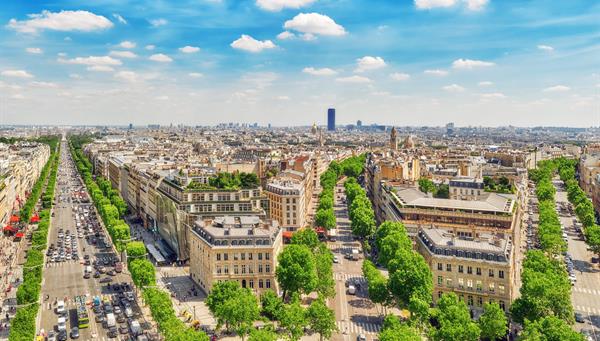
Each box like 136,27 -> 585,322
75,296 -> 89,329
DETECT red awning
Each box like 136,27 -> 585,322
3,225 -> 17,232
282,231 -> 294,239
315,227 -> 326,234
15,232 -> 24,238
30,215 -> 40,223
10,215 -> 20,223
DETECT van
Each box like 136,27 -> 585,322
347,285 -> 356,295
85,266 -> 92,274
56,300 -> 65,315
57,317 -> 67,331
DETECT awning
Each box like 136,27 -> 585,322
315,227 -> 326,234
10,215 -> 19,223
145,244 -> 166,263
15,232 -> 24,238
4,225 -> 17,232
282,231 -> 294,239
30,215 -> 40,223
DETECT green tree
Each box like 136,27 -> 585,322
279,295 -> 308,341
314,243 -> 336,298
350,205 -> 376,238
307,298 -> 337,341
378,230 -> 412,267
275,245 -> 318,299
126,241 -> 146,263
219,288 -> 260,340
584,225 -> 600,257
520,316 -> 585,341
434,184 -> 449,198
248,326 -> 278,341
291,228 -> 320,250
315,208 -> 336,230
129,259 -> 156,287
418,178 -> 436,194
206,281 -> 241,318
388,249 -> 433,308
260,290 -> 283,321
375,221 -> 407,250
479,302 -> 507,341
430,293 -> 480,341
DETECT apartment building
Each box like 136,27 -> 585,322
579,154 -> 600,197
265,176 -> 306,231
449,177 -> 485,201
188,215 -> 282,294
417,227 -> 513,313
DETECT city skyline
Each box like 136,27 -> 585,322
0,0 -> 599,127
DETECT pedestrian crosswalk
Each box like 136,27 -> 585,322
575,305 -> 600,315
45,260 -> 80,267
573,287 -> 600,296
336,320 -> 381,335
334,273 -> 367,284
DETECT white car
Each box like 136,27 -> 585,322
333,256 -> 339,263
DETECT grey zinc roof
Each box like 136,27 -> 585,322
394,188 -> 514,213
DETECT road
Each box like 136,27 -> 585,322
553,180 -> 600,340
329,180 -> 381,341
38,141 -> 146,341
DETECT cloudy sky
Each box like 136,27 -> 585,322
0,0 -> 598,127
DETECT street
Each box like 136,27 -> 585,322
329,181 -> 381,341
38,141 -> 152,341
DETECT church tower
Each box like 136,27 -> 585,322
390,127 -> 398,150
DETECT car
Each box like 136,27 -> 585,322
57,331 -> 68,341
108,270 -> 117,276
108,327 -> 118,338
114,306 -> 122,315
47,331 -> 57,341
347,285 -> 356,295
83,272 -> 91,279
333,256 -> 339,263
94,271 -> 101,278
575,312 -> 585,323
116,314 -> 126,323
119,325 -> 129,334
357,334 -> 366,341
124,307 -> 133,318
70,327 -> 80,339
95,315 -> 105,323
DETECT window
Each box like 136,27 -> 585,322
477,296 -> 483,307
234,253 -> 239,261
437,263 -> 443,271
248,265 -> 253,274
476,267 -> 481,276
499,270 -> 505,279
266,280 -> 271,289
498,284 -> 505,293
258,253 -> 263,261
499,300 -> 506,311
216,266 -> 222,274
259,280 -> 264,288
489,269 -> 494,277
446,278 -> 453,287
234,265 -> 239,274
446,264 -> 452,272
489,282 -> 495,292
476,280 -> 482,292
438,291 -> 443,299
241,253 -> 245,261
258,264 -> 263,273
248,253 -> 253,260
216,253 -> 221,261
249,280 -> 254,288
265,253 -> 270,260
438,276 -> 443,285
223,253 -> 228,261
458,278 -> 464,288
467,266 -> 472,274
467,279 -> 473,289
467,295 -> 473,306
224,266 -> 229,274
458,265 -> 464,273
265,264 -> 271,273
241,265 -> 246,274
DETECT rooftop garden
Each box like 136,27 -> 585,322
483,176 -> 515,194
186,171 -> 260,190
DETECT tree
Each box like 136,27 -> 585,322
307,298 -> 337,341
206,281 -> 241,317
584,225 -> 600,257
279,296 -> 308,341
434,184 -> 449,198
388,249 -> 433,308
379,323 -> 421,341
129,259 -> 156,287
275,245 -> 318,299
248,326 -> 278,341
291,228 -> 320,250
375,221 -> 407,250
314,243 -> 336,298
479,302 -> 507,341
126,241 -> 146,263
520,316 -> 585,341
315,208 -> 336,230
260,290 -> 283,321
218,288 -> 260,340
418,178 -> 436,194
350,205 -> 376,238
378,230 -> 412,267
430,293 -> 480,341
363,260 -> 392,313
408,294 -> 430,330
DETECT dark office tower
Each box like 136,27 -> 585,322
357,120 -> 362,128
128,123 -> 133,130
327,108 -> 336,131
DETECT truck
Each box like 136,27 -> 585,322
327,229 -> 337,242
106,313 -> 116,328
350,248 -> 360,261
75,296 -> 89,329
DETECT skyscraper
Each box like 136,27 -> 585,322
327,108 -> 335,131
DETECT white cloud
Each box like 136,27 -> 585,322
537,45 -> 554,52
480,92 -> 506,99
110,51 -> 137,58
256,0 -> 316,11
336,75 -> 372,84
179,46 -> 200,53
276,95 -> 291,100
543,85 -> 570,92
59,55 -> 122,66
87,65 -> 114,72
155,95 -> 169,100
57,52 -> 67,57
301,33 -> 317,41
113,13 -> 127,24
277,31 -> 295,40
26,47 -> 43,54
188,72 -> 204,78
355,56 -> 386,73
145,45 -> 156,50
415,0 -> 457,10
8,10 -> 113,34
1,70 -> 34,78
464,0 -> 488,11
452,58 -> 495,69
119,41 -> 136,49
150,18 -> 167,27
390,72 -> 410,81
230,35 -> 276,53
424,69 -> 448,76
478,81 -> 493,86
302,67 -> 337,76
443,84 -> 465,92
114,71 -> 138,82
30,81 -> 58,88
414,0 -> 488,10
149,53 -> 173,62
284,13 -> 346,36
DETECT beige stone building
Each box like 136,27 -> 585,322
417,227 -> 513,313
188,216 -> 282,294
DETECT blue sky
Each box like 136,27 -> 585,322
0,0 -> 598,127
